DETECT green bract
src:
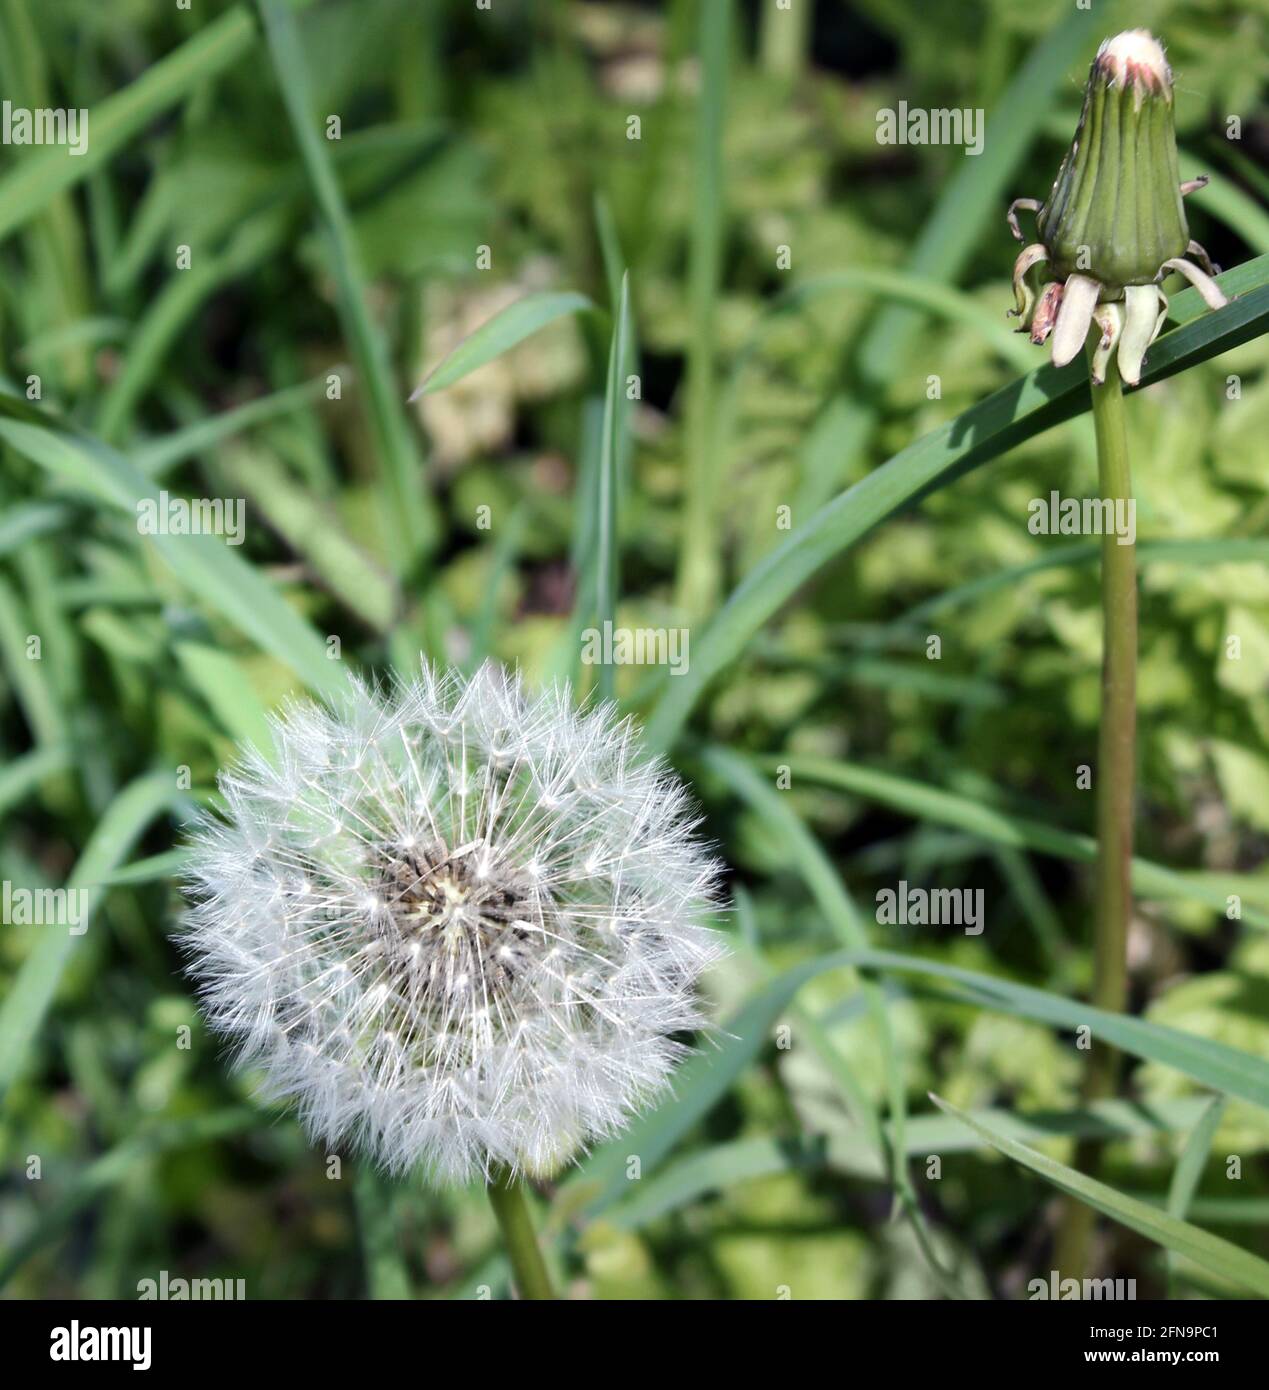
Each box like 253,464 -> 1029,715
1007,30 -> 1228,384
1040,41 -> 1187,287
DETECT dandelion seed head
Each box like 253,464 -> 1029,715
181,661 -> 725,1183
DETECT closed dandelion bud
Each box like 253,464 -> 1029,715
1007,30 -> 1228,384
181,662 -> 725,1185
1040,31 -> 1186,289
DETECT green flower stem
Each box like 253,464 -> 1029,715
486,1166 -> 557,1300
1056,341 -> 1137,1278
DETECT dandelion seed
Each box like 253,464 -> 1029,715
181,661 -> 725,1186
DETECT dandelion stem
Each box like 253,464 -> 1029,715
487,1166 -> 557,1300
1055,341 -> 1137,1279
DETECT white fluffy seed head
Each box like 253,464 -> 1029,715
180,661 -> 726,1184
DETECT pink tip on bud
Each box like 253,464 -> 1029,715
1096,30 -> 1172,94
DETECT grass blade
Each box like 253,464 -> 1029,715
217,449 -> 398,633
885,537 -> 1269,634
0,745 -> 71,816
854,8 -> 1097,389
0,501 -> 72,558
93,848 -> 192,888
848,950 -> 1269,1109
0,771 -> 179,1101
764,751 -> 1269,928
593,273 -> 630,699
258,0 -> 435,566
1167,1097 -> 1227,1222
0,395 -> 341,695
930,1094 -> 1269,1296
354,1165 -> 412,1299
605,1096 -> 1216,1230
410,292 -> 595,397
571,937 -> 1269,1216
644,262 -> 1269,749
135,376 -> 332,477
1166,1095 -> 1227,1294
0,5 -> 315,243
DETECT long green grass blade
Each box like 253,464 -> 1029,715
847,950 -> 1269,1109
1165,1095 -> 1227,1293
0,395 -> 341,695
94,848 -> 192,888
174,642 -> 273,749
855,8 -> 1097,389
135,377 -> 332,477
96,212 -> 284,443
1168,1097 -> 1227,1223
0,771 -> 179,1101
354,1165 -> 412,1299
605,1096 -> 1216,1230
410,291 -> 595,397
0,5 -> 314,243
931,1095 -> 1269,1296
764,751 -> 1269,928
216,450 -> 397,633
885,537 -> 1269,634
645,262 -> 1269,749
593,273 -> 629,700
258,0 -> 434,565
0,501 -> 72,558
0,744 -> 71,816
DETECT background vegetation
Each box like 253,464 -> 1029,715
1,0 -> 1267,1299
